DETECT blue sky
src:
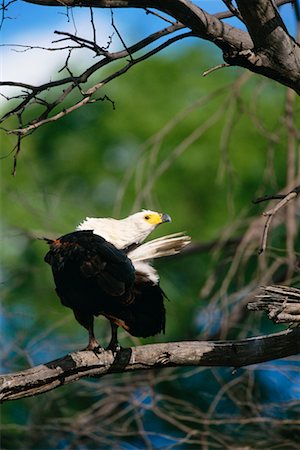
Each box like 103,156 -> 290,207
2,0 -> 295,39
0,1 -> 297,92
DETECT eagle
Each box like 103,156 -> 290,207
44,210 -> 190,352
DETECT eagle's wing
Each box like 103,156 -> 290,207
45,230 -> 135,303
128,232 -> 191,261
45,230 -> 167,338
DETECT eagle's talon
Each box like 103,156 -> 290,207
92,345 -> 104,354
84,337 -> 104,353
106,342 -> 122,354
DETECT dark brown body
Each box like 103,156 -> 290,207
45,230 -> 166,350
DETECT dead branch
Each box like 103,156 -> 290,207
2,0 -> 299,126
1,328 -> 299,402
0,0 -> 298,166
248,285 -> 300,323
254,185 -> 300,254
20,0 -> 299,92
0,22 -> 186,131
285,87 -> 298,277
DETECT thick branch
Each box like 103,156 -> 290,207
2,0 -> 298,161
21,0 -> 300,93
1,0 -> 297,144
234,0 -> 300,92
1,328 -> 299,402
24,0 -> 253,49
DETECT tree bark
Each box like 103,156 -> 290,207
22,0 -> 300,93
234,0 -> 300,92
1,328 -> 299,402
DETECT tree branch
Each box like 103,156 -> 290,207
254,185 -> 300,254
1,328 -> 299,402
248,285 -> 300,322
233,0 -> 300,92
1,0 -> 298,156
0,23 -> 188,133
24,0 -> 254,49
20,0 -> 300,92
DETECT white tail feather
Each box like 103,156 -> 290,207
128,233 -> 191,262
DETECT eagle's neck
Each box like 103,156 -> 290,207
76,217 -> 152,249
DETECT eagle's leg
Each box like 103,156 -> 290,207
106,321 -> 121,353
87,322 -> 102,352
73,309 -> 103,352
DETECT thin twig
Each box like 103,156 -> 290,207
222,0 -> 245,23
110,9 -> 133,62
8,31 -> 194,136
257,186 -> 300,254
202,63 -> 230,77
0,23 -> 185,129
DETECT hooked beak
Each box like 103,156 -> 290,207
160,213 -> 172,223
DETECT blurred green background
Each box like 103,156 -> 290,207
1,41 -> 300,449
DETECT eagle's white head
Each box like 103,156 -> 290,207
76,210 -> 171,249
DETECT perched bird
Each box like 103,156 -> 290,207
44,210 -> 190,352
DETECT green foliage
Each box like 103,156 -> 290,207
1,45 -> 299,449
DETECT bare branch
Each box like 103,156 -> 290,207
233,0 -> 300,91
0,0 -> 17,29
222,0 -> 245,23
285,88 -> 298,277
12,114 -> 23,176
1,0 -> 299,155
202,63 -> 230,77
0,22 -> 187,138
1,328 -> 299,402
110,8 -> 133,62
18,0 -> 300,93
248,285 -> 300,323
256,185 -> 300,254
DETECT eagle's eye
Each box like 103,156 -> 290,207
144,215 -> 150,221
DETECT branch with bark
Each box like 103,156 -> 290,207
253,184 -> 300,254
19,0 -> 299,91
1,327 -> 299,402
1,22 -> 189,134
1,0 -> 299,147
249,285 -> 300,322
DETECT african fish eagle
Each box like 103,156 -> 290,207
44,210 -> 190,352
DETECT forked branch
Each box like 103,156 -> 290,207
2,0 -> 299,135
1,22 -> 188,135
253,185 -> 300,254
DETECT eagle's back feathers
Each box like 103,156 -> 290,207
44,211 -> 190,348
45,230 -> 166,338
